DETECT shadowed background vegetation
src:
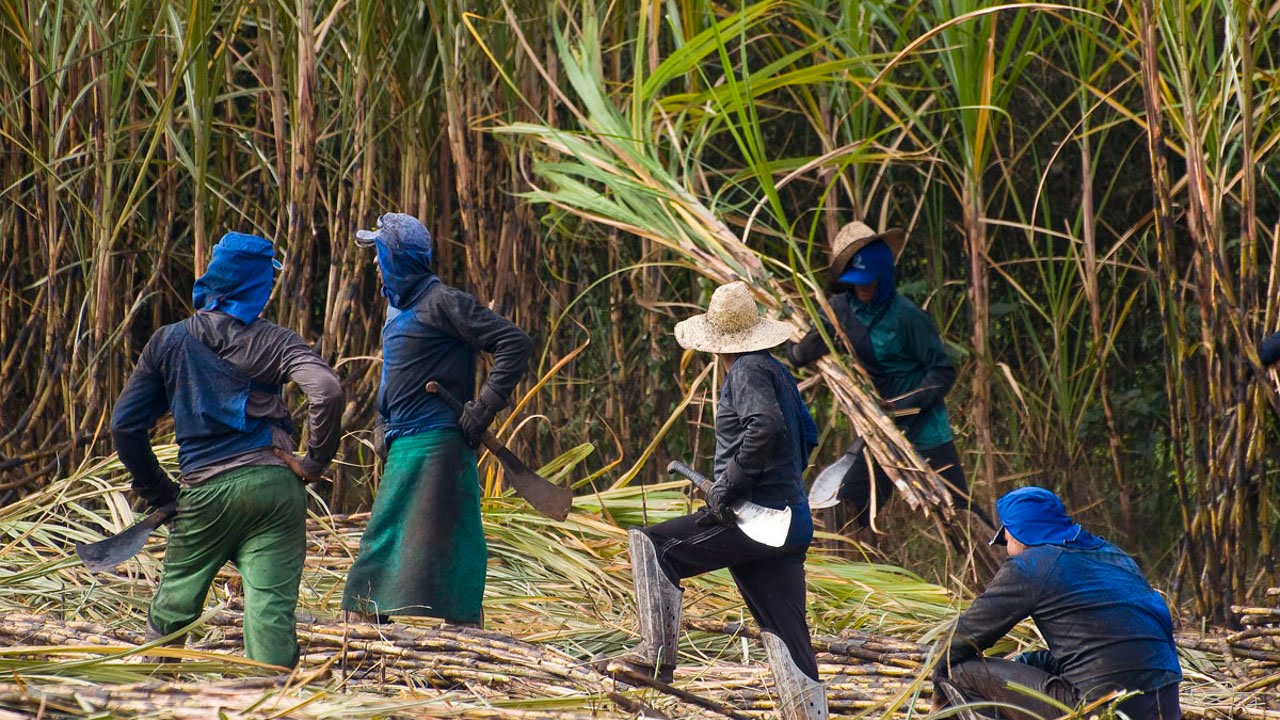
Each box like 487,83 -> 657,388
2,0 -> 1279,622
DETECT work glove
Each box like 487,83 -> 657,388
785,328 -> 828,368
1260,332 -> 1280,367
696,460 -> 753,527
133,478 -> 179,511
372,416 -> 389,460
273,448 -> 325,483
458,386 -> 506,449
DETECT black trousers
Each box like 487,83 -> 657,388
943,655 -> 1182,720
838,440 -> 991,527
642,512 -> 819,680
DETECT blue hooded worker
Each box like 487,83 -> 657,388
342,213 -> 532,627
787,221 -> 986,532
110,232 -> 344,667
933,486 -> 1183,720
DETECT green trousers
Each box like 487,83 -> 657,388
149,464 -> 306,667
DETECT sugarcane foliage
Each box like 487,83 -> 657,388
488,2 -> 960,521
2,0 -> 1280,616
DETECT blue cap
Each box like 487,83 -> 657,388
989,486 -> 1087,547
838,238 -> 894,287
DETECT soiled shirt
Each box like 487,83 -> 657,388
112,311 -> 343,488
713,351 -> 818,508
945,541 -> 1183,695
378,283 -> 532,441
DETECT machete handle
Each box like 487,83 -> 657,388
666,460 -> 713,495
426,381 -> 500,454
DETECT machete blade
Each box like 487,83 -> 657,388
425,382 -> 573,522
489,443 -> 572,521
808,437 -> 866,509
75,503 -> 177,573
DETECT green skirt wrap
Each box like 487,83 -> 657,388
342,428 -> 485,622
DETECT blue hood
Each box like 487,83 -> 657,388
357,213 -> 439,309
991,486 -> 1104,548
192,232 -> 280,324
839,239 -> 896,304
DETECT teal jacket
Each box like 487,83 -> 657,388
788,291 -> 956,450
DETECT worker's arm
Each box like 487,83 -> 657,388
110,335 -> 178,508
272,330 -> 344,477
888,305 -> 956,412
942,558 -> 1040,668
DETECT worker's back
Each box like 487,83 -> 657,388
1012,540 -> 1182,694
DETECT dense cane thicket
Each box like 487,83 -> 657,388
2,0 -> 1279,620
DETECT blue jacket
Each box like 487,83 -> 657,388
379,283 -> 532,442
946,540 -> 1183,695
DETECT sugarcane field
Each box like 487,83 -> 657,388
2,1 -> 1280,719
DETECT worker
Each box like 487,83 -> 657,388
111,231 -> 343,667
933,486 -> 1182,720
342,212 -> 532,627
601,281 -> 827,719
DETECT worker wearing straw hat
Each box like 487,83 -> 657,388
343,213 -> 532,627
933,487 -> 1182,720
788,221 -> 986,530
110,232 -> 344,667
601,281 -> 828,719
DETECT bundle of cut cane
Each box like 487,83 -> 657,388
485,11 -> 1006,583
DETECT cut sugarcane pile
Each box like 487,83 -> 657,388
2,478 -> 1279,718
0,611 -> 932,718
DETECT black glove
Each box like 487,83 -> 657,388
372,416 -> 389,460
458,387 -> 506,449
785,328 -> 830,368
1261,332 -> 1280,367
697,460 -> 754,526
133,478 -> 179,511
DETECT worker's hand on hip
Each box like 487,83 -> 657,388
274,448 -> 324,483
458,397 -> 500,448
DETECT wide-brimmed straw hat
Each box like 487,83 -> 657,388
675,281 -> 792,354
828,221 -> 906,286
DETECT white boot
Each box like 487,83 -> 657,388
761,630 -> 828,719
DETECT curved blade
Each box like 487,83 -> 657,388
667,460 -> 791,547
426,381 -> 572,521
808,438 -> 866,509
75,503 -> 177,572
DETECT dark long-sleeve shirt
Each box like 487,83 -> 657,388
111,311 -> 343,492
379,283 -> 532,441
713,351 -> 817,508
789,291 -> 956,449
943,541 -> 1183,695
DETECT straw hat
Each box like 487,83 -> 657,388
828,221 -> 906,286
675,281 -> 792,354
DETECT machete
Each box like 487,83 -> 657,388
426,381 -> 572,521
666,460 -> 791,548
807,436 -> 867,509
76,502 -> 178,572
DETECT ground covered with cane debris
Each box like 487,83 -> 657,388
1,467 -> 1277,719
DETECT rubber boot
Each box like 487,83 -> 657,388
761,630 -> 828,720
598,528 -> 682,682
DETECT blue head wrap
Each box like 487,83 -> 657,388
356,213 -> 439,309
990,486 -> 1104,548
192,232 -> 280,324
839,239 -> 896,304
